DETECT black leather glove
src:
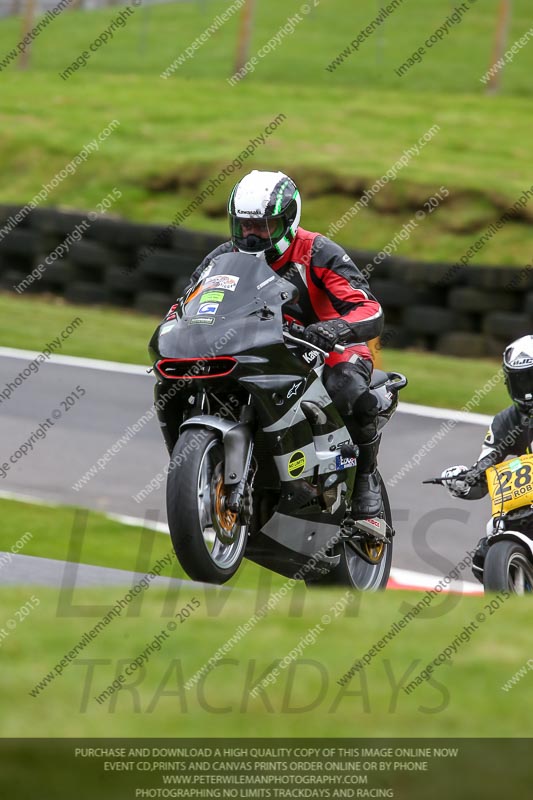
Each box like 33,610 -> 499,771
303,319 -> 351,352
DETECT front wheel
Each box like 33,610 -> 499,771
483,540 -> 533,594
166,429 -> 248,584
306,473 -> 393,590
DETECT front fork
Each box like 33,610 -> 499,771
179,393 -> 255,517
224,404 -> 255,513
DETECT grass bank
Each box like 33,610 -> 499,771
0,0 -> 532,265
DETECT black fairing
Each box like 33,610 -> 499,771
149,252 -> 299,363
149,253 -> 322,437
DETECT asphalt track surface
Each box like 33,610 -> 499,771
0,552 -> 194,589
0,350 -> 492,582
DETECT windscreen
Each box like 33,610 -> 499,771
156,252 -> 298,359
182,252 -> 292,317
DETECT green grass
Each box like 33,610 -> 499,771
0,291 -> 157,365
2,497 -> 531,740
1,467 -> 530,741
0,1 -> 532,265
0,496 -> 288,594
1,0 -> 532,94
0,496 -> 176,576
0,290 -> 508,413
382,348 -> 508,414
1,581 -> 531,737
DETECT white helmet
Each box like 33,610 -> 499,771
503,334 -> 533,413
228,170 -> 301,264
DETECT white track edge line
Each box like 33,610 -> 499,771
0,346 -> 149,375
398,401 -> 491,426
2,347 -> 493,424
0,490 -> 167,534
389,566 -> 480,593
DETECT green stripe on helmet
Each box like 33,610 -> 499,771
228,185 -> 237,213
274,235 -> 291,254
274,179 -> 290,214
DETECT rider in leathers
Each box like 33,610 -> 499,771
442,335 -> 533,500
180,170 -> 385,519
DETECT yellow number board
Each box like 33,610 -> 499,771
487,453 -> 533,515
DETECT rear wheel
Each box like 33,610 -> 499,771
483,540 -> 533,594
166,429 -> 248,584
306,473 -> 393,589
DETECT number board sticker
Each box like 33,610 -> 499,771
287,450 -> 306,478
202,274 -> 239,292
487,453 -> 533,515
200,291 -> 225,303
189,317 -> 215,326
335,454 -> 357,470
257,275 -> 276,290
197,303 -> 219,315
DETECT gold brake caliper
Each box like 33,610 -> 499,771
362,541 -> 385,563
214,475 -> 238,532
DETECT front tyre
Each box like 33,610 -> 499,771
483,540 -> 533,594
166,429 -> 248,584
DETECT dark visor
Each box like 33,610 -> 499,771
508,369 -> 533,399
232,216 -> 283,235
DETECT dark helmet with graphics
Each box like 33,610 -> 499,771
503,335 -> 533,413
228,170 -> 301,265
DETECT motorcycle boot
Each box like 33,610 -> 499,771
351,433 -> 383,519
325,359 -> 383,519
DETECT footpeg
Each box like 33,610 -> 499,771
353,516 -> 388,541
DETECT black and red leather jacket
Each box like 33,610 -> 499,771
183,227 -> 383,365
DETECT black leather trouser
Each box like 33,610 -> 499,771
323,359 -> 380,447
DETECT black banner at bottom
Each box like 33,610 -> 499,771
0,739 -> 530,799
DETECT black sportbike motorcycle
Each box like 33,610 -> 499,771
149,253 -> 407,587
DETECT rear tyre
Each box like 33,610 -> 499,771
306,473 -> 393,589
166,429 -> 248,584
483,540 -> 533,594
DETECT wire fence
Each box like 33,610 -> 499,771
0,0 -> 203,19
